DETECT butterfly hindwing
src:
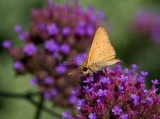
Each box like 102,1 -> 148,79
97,58 -> 120,67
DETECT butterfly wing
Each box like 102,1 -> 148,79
79,27 -> 119,74
88,27 -> 117,65
97,58 -> 120,66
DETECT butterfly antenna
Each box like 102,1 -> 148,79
68,69 -> 79,75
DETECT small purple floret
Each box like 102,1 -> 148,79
83,85 -> 89,90
76,26 -> 85,35
14,25 -> 22,33
143,89 -> 148,93
47,23 -> 59,35
55,65 -> 66,74
44,39 -> 59,52
87,6 -> 95,13
140,71 -> 148,77
60,44 -> 70,54
53,52 -> 59,59
83,77 -> 93,83
100,77 -> 110,84
118,75 -> 128,82
96,99 -> 101,103
19,33 -> 26,40
120,114 -> 128,119
23,43 -> 37,56
44,91 -> 51,99
118,85 -> 124,91
29,77 -> 38,85
138,76 -> 144,83
96,10 -> 105,19
123,68 -> 131,75
88,112 -> 97,119
44,77 -> 53,85
112,106 -> 122,116
145,97 -> 153,103
71,89 -> 79,95
131,64 -> 139,70
130,94 -> 139,100
62,109 -> 70,119
74,52 -> 87,65
38,24 -> 45,30
62,27 -> 71,35
133,99 -> 139,105
76,21 -> 85,35
68,95 -> 77,104
97,89 -> 107,96
86,24 -> 94,35
151,79 -> 159,85
76,99 -> 84,110
88,87 -> 94,92
2,40 -> 11,48
14,61 -> 22,70
51,88 -> 58,96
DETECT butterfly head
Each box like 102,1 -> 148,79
79,65 -> 91,74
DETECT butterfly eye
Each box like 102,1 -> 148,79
83,67 -> 88,72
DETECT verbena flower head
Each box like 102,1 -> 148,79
132,9 -> 160,45
4,0 -> 108,107
64,63 -> 160,119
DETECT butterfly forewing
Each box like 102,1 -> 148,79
88,27 -> 116,64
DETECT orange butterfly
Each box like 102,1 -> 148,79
78,27 -> 120,74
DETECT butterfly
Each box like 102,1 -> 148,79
78,27 -> 120,74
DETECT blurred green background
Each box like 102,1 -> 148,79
0,0 -> 160,119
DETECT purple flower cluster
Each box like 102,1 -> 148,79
63,64 -> 160,119
3,0 -> 107,108
132,9 -> 160,44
